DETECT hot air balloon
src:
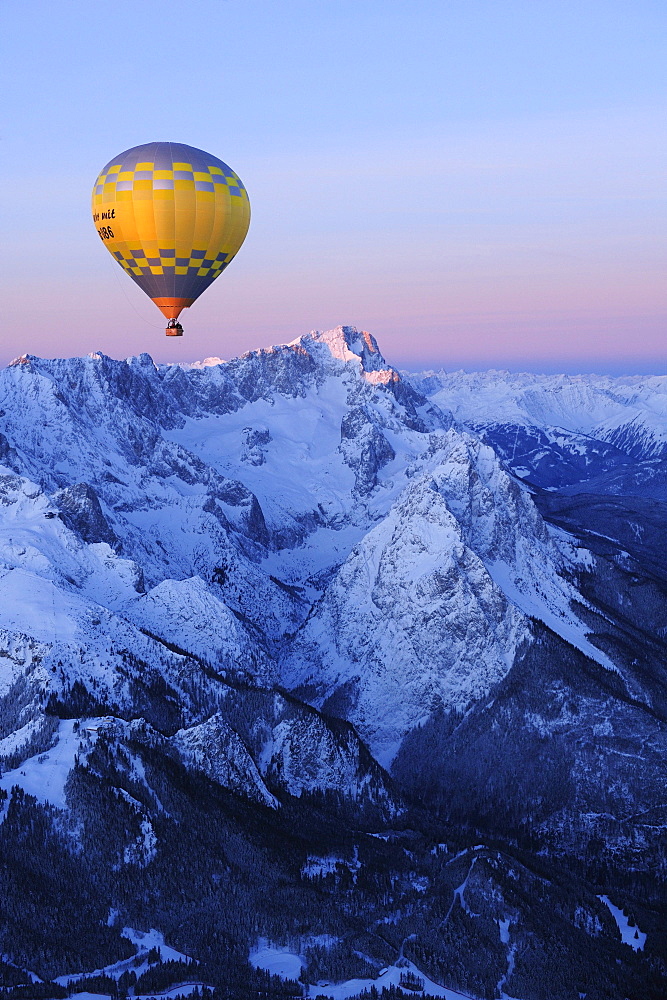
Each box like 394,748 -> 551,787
91,142 -> 250,336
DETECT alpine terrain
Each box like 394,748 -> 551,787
0,327 -> 665,1000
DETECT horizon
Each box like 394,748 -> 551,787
4,323 -> 665,379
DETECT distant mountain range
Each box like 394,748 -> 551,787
0,327 -> 665,1000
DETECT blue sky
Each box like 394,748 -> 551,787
2,0 -> 666,371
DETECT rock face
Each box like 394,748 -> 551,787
54,483 -> 120,550
172,714 -> 280,809
284,468 -> 529,765
0,328 -> 665,998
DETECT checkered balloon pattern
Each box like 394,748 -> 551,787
92,142 -> 250,320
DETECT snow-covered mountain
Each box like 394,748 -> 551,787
409,368 -> 667,456
0,329 -> 627,774
408,367 -> 667,494
0,328 -> 665,999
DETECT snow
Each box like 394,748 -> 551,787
122,576 -> 259,671
302,856 -> 343,878
56,973 -> 206,1000
249,939 -> 304,980
55,928 -> 194,988
411,369 -> 667,450
445,846 -> 486,865
164,375 -> 357,543
0,717 -> 46,758
249,939 -> 475,1000
443,856 -> 481,921
488,559 -> 618,675
70,993 -> 111,1000
0,719 -> 82,813
123,817 -> 158,866
497,942 -> 517,1000
135,987 -> 205,1000
0,568 -> 79,646
186,357 -> 225,369
120,927 -> 192,964
305,959 -> 473,1000
283,464 -> 532,763
598,895 -> 646,951
173,715 -> 279,809
0,960 -> 42,985
0,334 -> 641,781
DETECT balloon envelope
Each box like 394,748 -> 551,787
92,141 -> 250,322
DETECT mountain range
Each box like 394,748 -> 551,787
0,326 -> 665,1000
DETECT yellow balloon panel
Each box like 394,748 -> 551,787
92,142 -> 250,319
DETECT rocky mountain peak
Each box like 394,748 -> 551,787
292,325 -> 392,376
